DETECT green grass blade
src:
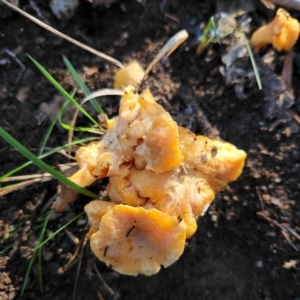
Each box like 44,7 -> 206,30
38,112 -> 58,156
21,212 -> 52,295
38,89 -> 77,155
58,120 -> 97,132
34,211 -> 85,250
0,127 -> 98,198
38,246 -> 43,291
56,92 -> 102,132
23,211 -> 84,295
0,137 -> 98,181
27,55 -> 99,126
242,32 -> 262,90
37,211 -> 51,292
211,16 -> 220,44
21,249 -> 37,295
0,243 -> 14,255
63,56 -> 104,114
196,17 -> 214,55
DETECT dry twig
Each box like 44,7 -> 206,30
269,0 -> 300,12
257,211 -> 300,251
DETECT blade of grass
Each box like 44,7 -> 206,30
2,174 -> 53,182
0,179 -> 51,196
242,32 -> 262,90
67,107 -> 80,157
56,98 -> 102,133
196,17 -> 214,56
0,243 -> 14,255
58,122 -> 97,132
0,137 -> 97,181
21,247 -> 38,295
211,16 -> 220,44
38,88 -> 77,155
34,211 -> 85,250
37,211 -> 51,292
63,56 -> 104,114
38,246 -> 43,291
0,127 -> 98,198
81,89 -> 124,105
21,211 -> 49,295
58,120 -> 97,132
27,55 -> 99,127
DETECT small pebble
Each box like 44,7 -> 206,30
274,178 -> 282,183
77,218 -> 87,226
292,164 -> 300,173
256,260 -> 263,268
211,215 -> 218,222
262,194 -> 270,202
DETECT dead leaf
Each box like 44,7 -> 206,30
83,66 -> 99,77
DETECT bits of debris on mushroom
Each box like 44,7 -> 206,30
67,85 -> 247,275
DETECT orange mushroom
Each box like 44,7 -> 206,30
250,8 -> 300,51
114,60 -> 145,90
87,205 -> 187,276
64,86 -> 247,275
68,85 -> 183,187
84,200 -> 116,237
105,126 -> 246,238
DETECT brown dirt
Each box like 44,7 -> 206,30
0,1 -> 300,300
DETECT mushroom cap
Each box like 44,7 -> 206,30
84,200 -> 116,237
134,113 -> 184,173
128,166 -> 215,238
68,142 -> 100,187
106,164 -> 146,206
69,86 -> 183,185
106,164 -> 216,238
105,126 -> 246,238
250,8 -> 300,51
89,205 -> 187,276
272,11 -> 300,51
114,60 -> 145,90
178,126 -> 247,189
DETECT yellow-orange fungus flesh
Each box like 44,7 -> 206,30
250,8 -> 300,51
68,85 -> 247,275
89,205 -> 186,276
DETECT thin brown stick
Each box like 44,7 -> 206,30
270,0 -> 300,11
0,178 -> 51,196
0,0 -> 124,69
68,108 -> 80,157
257,211 -> 300,251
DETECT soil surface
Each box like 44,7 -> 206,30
0,1 -> 300,300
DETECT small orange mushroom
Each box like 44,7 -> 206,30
84,200 -> 116,237
250,8 -> 300,51
114,60 -> 145,90
87,205 -> 187,276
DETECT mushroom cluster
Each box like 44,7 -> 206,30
68,85 -> 247,276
